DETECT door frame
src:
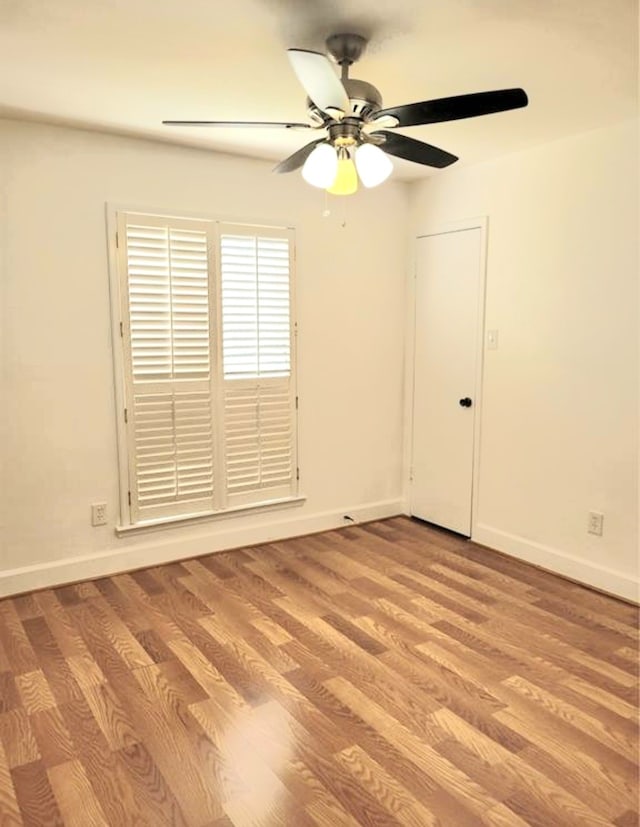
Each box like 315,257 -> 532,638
407,216 -> 489,539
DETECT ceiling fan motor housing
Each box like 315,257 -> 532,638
344,79 -> 382,118
307,79 -> 382,124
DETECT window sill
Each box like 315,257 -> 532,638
115,495 -> 307,537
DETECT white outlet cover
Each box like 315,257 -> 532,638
587,511 -> 604,536
91,503 -> 107,526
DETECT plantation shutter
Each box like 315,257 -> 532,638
119,212 -> 217,523
220,225 -> 296,506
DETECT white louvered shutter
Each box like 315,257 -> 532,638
119,213 -> 217,523
220,226 -> 297,506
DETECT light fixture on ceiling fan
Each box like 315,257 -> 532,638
163,33 -> 528,195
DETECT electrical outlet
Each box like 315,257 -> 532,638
91,503 -> 107,526
587,511 -> 604,536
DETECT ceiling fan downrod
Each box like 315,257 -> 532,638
313,33 -> 382,124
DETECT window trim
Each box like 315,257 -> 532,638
106,203 -> 301,532
114,495 -> 307,536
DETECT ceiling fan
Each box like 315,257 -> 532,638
163,33 -> 528,194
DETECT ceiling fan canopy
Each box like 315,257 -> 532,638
163,33 -> 528,194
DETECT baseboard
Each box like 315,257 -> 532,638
473,523 -> 639,603
0,499 -> 403,597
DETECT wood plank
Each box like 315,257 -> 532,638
11,760 -> 64,826
12,595 -> 42,622
324,675 -> 500,820
47,760 -> 109,827
131,663 -> 226,824
65,652 -> 106,690
0,605 -> 38,675
116,741 -> 189,827
15,670 -> 56,714
284,666 -> 446,806
32,593 -> 88,659
29,707 -> 75,769
21,617 -> 82,705
501,675 -> 637,761
80,680 -> 140,751
83,598 -> 155,670
0,738 -> 22,826
58,696 -> 147,825
133,628 -> 175,664
0,672 -> 20,714
333,744 -> 440,827
0,709 -> 40,769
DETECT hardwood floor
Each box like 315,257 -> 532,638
0,516 -> 638,826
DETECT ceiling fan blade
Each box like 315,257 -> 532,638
273,138 -> 326,174
162,120 -> 312,129
287,49 -> 350,115
376,88 -> 528,128
373,131 -> 458,168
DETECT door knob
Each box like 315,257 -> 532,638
459,397 -> 473,408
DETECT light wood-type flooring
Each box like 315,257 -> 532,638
0,517 -> 638,826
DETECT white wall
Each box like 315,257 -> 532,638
0,119 -> 408,594
407,119 -> 639,600
2,116 -> 638,602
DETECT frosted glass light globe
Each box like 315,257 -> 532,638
355,143 -> 393,188
302,144 -> 338,188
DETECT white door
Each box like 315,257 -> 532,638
410,226 -> 483,536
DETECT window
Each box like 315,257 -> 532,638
111,210 -> 298,527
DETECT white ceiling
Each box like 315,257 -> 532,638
0,0 -> 637,179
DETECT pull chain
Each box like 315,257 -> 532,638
322,189 -> 331,218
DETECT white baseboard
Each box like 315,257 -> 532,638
0,499 -> 403,597
473,523 -> 639,603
